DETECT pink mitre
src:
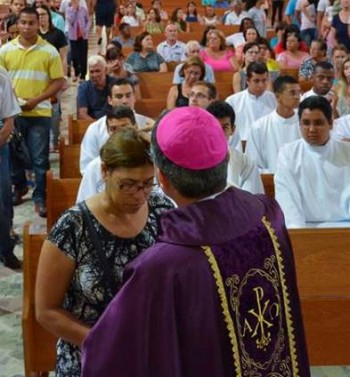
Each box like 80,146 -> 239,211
156,107 -> 228,170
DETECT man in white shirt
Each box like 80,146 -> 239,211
275,96 -> 350,228
77,106 -> 137,202
156,23 -> 186,63
207,101 -> 264,194
301,61 -> 347,117
245,75 -> 301,173
224,0 -> 249,25
225,62 -> 277,147
80,78 -> 154,174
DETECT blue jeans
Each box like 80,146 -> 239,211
300,28 -> 317,47
0,144 -> 14,257
12,116 -> 51,204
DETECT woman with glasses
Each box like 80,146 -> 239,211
167,56 -> 206,109
35,128 -> 173,377
232,42 -> 260,92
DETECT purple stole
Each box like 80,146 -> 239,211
201,216 -> 302,376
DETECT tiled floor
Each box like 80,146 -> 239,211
0,29 -> 349,377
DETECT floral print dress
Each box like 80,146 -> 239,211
47,192 -> 173,376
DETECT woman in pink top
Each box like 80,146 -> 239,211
200,29 -> 239,72
276,30 -> 310,69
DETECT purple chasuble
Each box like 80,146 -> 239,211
82,188 -> 310,377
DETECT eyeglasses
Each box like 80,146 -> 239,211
189,92 -> 208,99
37,12 -> 49,16
114,176 -> 158,194
246,50 -> 260,55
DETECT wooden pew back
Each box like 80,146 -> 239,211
68,115 -> 94,145
22,223 -> 56,376
289,227 -> 350,365
46,170 -> 81,231
138,72 -> 174,98
59,138 -> 81,179
135,99 -> 166,119
261,173 -> 275,199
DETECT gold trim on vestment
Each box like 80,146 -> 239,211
201,245 -> 242,377
262,216 -> 300,376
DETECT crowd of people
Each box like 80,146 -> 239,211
0,0 -> 349,375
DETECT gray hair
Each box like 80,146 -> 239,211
184,40 -> 201,57
88,55 -> 107,68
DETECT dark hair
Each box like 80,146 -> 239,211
193,80 -> 217,99
179,56 -> 205,79
246,61 -> 268,78
275,20 -> 287,33
243,42 -> 259,54
245,0 -> 258,11
106,46 -> 124,61
239,17 -> 253,33
101,128 -> 152,170
282,25 -> 301,50
106,105 -> 136,124
4,13 -> 18,32
313,61 -> 334,74
206,100 -> 236,125
36,4 -> 53,30
170,7 -> 186,31
118,22 -> 130,32
19,6 -> 39,20
258,37 -> 271,49
200,25 -> 216,46
151,116 -> 228,199
243,26 -> 260,42
147,7 -> 161,22
107,77 -> 135,96
298,96 -> 332,124
186,1 -> 197,16
273,75 -> 298,93
134,31 -> 151,52
107,39 -> 123,52
312,38 -> 327,53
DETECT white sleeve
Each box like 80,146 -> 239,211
0,69 -> 21,119
295,0 -> 302,11
274,149 -> 306,228
245,125 -> 266,170
172,65 -> 182,84
317,0 -> 328,12
80,125 -> 100,175
239,154 -> 265,194
76,159 -> 103,203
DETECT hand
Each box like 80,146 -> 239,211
20,98 -> 39,111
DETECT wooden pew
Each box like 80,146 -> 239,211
67,115 -> 93,145
289,227 -> 350,365
135,98 -> 166,119
22,223 -> 56,377
22,222 -> 350,370
138,72 -> 174,98
261,173 -> 274,199
215,71 -> 234,98
46,170 -> 81,230
59,138 -> 81,179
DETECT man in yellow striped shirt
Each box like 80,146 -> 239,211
0,7 -> 64,217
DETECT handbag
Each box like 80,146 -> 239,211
9,128 -> 32,170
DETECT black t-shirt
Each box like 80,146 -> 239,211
40,27 -> 68,51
